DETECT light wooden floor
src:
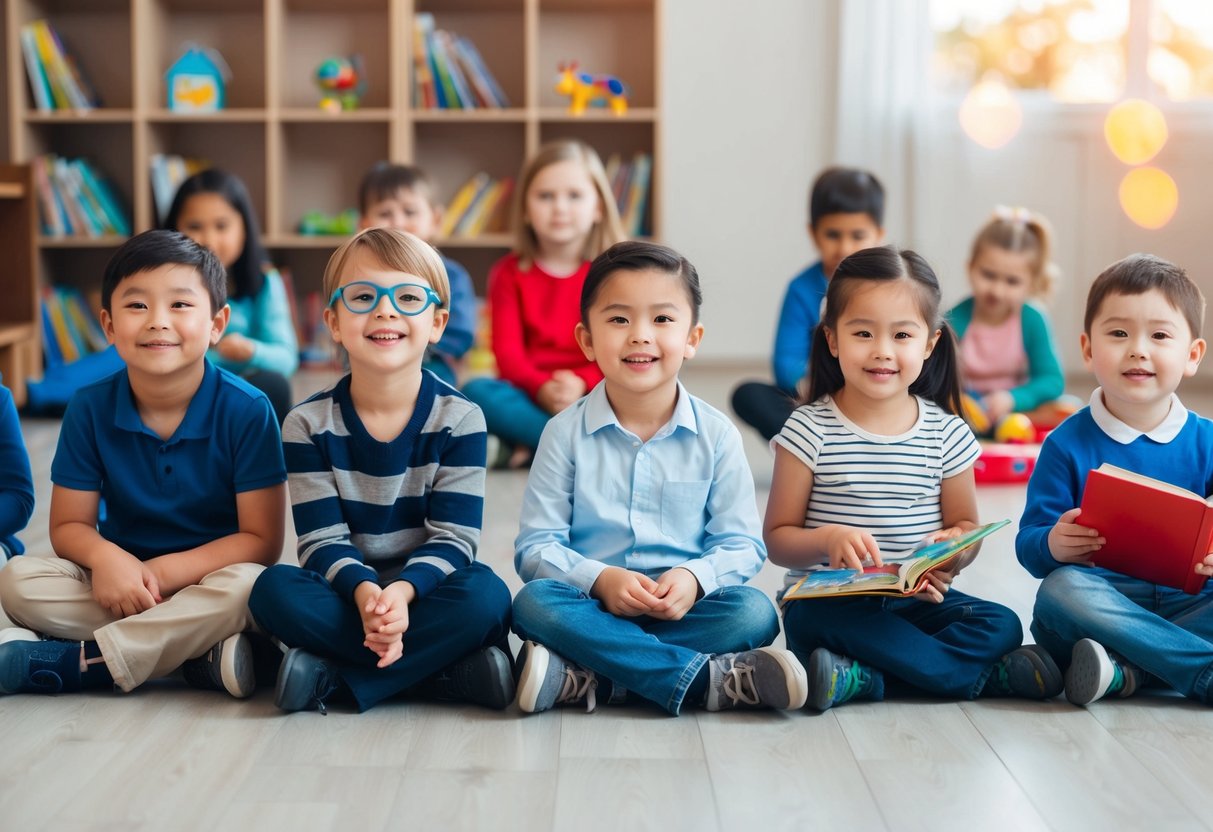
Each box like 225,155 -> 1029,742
3,367 -> 1212,832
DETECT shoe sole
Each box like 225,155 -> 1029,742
220,633 -> 256,699
515,641 -> 551,714
1065,638 -> 1114,706
1016,646 -> 1064,699
807,648 -> 838,711
756,646 -> 808,710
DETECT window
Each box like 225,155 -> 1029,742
931,0 -> 1213,102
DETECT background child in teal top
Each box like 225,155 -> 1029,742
166,169 -> 298,424
947,207 -> 1067,434
731,167 -> 886,441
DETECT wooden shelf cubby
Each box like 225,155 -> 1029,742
4,0 -> 662,390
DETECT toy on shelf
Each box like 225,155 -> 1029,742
298,209 -> 358,236
315,55 -> 366,113
165,44 -> 230,113
555,62 -> 627,116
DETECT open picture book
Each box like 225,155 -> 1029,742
782,519 -> 1011,601
1078,463 -> 1213,594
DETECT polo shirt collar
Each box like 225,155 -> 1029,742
114,360 -> 219,441
1089,387 -> 1187,444
583,380 -> 698,438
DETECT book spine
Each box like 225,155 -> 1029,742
452,177 -> 495,237
76,160 -> 131,235
20,27 -> 53,112
40,288 -> 64,368
31,22 -> 70,109
430,31 -> 462,109
1190,509 -> 1213,594
459,37 -> 509,107
440,172 -> 489,237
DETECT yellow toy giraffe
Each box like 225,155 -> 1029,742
555,62 -> 628,116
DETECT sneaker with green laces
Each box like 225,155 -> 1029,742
1065,638 -> 1141,706
983,644 -> 1064,699
807,648 -> 883,711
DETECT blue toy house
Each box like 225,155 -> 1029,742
165,46 -> 228,113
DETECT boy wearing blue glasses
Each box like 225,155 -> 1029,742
248,228 -> 514,713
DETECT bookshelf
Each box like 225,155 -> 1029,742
0,164 -> 37,407
4,0 -> 662,387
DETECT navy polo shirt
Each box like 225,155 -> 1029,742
51,360 -> 287,561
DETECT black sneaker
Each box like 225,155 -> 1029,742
275,647 -> 341,714
0,634 -> 80,695
984,644 -> 1064,699
413,645 -> 515,710
181,633 -> 255,699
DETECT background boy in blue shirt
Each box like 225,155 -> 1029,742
512,241 -> 807,715
357,162 -> 477,387
1017,253 -> 1213,706
0,230 -> 287,698
731,167 -> 885,440
0,374 -> 34,628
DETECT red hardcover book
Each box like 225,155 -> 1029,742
1078,463 -> 1213,594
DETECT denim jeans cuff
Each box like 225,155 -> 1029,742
666,653 -> 710,716
1193,662 -> 1213,705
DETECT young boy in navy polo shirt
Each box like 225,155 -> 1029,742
0,230 -> 287,698
0,374 -> 34,629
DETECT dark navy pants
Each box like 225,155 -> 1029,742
249,562 -> 512,711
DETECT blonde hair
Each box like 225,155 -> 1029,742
323,227 -> 450,309
969,206 -> 1060,300
510,139 -> 625,269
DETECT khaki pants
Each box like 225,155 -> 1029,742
0,557 -> 262,692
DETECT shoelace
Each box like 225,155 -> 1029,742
558,667 -> 597,713
721,661 -> 760,707
831,660 -> 869,704
311,674 -> 338,716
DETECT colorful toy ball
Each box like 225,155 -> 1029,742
993,412 -> 1036,444
315,55 -> 366,112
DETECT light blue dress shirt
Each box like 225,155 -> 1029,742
515,381 -> 767,596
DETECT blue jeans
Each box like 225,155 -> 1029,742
1032,565 -> 1213,703
248,562 -> 512,711
511,579 -> 780,715
782,589 -> 1023,699
461,377 -> 550,451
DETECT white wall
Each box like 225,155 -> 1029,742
661,0 -> 839,364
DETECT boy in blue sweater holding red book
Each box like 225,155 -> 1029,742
1017,253 -> 1213,707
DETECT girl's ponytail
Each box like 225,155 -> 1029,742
910,320 -> 963,416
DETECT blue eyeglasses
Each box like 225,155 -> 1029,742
329,281 -> 443,316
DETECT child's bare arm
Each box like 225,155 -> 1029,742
144,483 -> 286,595
763,446 -> 883,570
50,484 -> 160,617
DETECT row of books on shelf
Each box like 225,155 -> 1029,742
33,155 -> 132,239
151,154 -> 209,225
412,13 -> 509,110
440,174 -> 514,238
41,286 -> 107,368
20,19 -> 99,112
606,152 -> 652,237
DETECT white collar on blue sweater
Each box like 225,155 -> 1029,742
1088,387 -> 1187,444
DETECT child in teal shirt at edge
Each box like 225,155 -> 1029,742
0,230 -> 286,698
356,162 -> 477,387
947,206 -> 1067,434
0,374 -> 34,628
731,167 -> 886,441
1018,254 -> 1213,707
512,240 -> 808,715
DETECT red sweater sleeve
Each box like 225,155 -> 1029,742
487,255 -> 603,399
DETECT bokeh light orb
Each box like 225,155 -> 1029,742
1104,99 -> 1168,165
959,75 -> 1023,149
1118,167 -> 1178,230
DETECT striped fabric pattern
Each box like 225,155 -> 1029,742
284,372 -> 487,600
774,395 -> 980,588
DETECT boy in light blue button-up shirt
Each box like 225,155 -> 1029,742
512,241 -> 808,716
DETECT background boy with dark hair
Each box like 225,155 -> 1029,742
1017,253 -> 1213,707
0,230 -> 286,698
731,166 -> 886,441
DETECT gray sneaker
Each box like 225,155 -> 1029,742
182,633 -> 255,699
514,641 -> 598,714
705,647 -> 808,711
1065,638 -> 1142,706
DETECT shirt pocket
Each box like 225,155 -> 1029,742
660,480 -> 711,543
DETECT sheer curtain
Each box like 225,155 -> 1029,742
833,0 -> 933,244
